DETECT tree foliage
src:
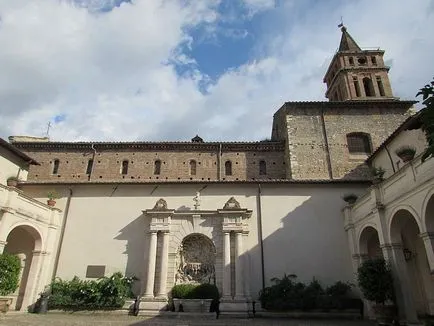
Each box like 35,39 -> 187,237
0,254 -> 21,296
48,272 -> 136,310
417,78 -> 434,162
357,258 -> 394,304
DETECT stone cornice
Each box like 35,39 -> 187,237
13,141 -> 285,152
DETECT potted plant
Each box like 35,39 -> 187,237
371,166 -> 385,184
395,146 -> 416,163
342,193 -> 358,205
171,283 -> 219,313
357,258 -> 396,325
0,253 -> 21,313
47,190 -> 59,207
6,176 -> 19,187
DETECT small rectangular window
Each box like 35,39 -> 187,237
349,57 -> 354,65
86,159 -> 94,174
371,56 -> 377,65
121,160 -> 128,175
52,159 -> 60,174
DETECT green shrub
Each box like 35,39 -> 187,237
259,274 -> 355,311
48,272 -> 136,310
357,258 -> 394,304
171,283 -> 219,300
0,253 -> 21,296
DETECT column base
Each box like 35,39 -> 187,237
139,297 -> 168,311
219,297 -> 248,313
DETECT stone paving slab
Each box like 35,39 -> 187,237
0,313 -> 376,326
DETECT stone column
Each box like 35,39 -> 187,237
234,231 -> 244,299
222,231 -> 231,299
144,231 -> 158,298
0,240 -> 7,254
420,232 -> 434,273
23,250 -> 43,311
382,243 -> 419,323
157,231 -> 169,298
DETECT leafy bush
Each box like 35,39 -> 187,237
48,272 -> 136,310
0,254 -> 21,296
171,283 -> 219,300
259,274 -> 355,311
357,258 -> 394,304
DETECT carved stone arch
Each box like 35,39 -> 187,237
356,222 -> 379,252
387,204 -> 422,242
422,188 -> 434,232
358,224 -> 382,258
174,233 -> 217,285
170,220 -> 214,254
7,222 -> 43,251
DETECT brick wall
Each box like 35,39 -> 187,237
16,143 -> 286,183
273,101 -> 414,180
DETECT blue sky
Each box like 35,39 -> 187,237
0,0 -> 433,141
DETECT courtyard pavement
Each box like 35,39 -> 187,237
0,313 -> 376,326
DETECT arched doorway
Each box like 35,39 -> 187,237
4,225 -> 42,311
175,234 -> 216,285
390,209 -> 433,316
359,226 -> 382,260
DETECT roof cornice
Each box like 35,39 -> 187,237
13,141 -> 285,152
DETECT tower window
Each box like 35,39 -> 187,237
376,76 -> 385,96
190,160 -> 197,176
154,160 -> 161,175
347,133 -> 372,154
371,56 -> 377,65
349,57 -> 354,65
225,161 -> 232,176
86,159 -> 94,174
357,57 -> 367,65
363,77 -> 375,97
121,160 -> 128,175
52,159 -> 60,174
353,77 -> 361,97
259,160 -> 267,175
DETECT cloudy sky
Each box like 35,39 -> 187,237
0,0 -> 433,142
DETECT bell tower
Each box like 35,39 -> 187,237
323,26 -> 395,101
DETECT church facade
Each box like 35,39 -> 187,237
0,27 -> 432,322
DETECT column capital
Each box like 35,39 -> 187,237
419,232 -> 434,240
380,242 -> 403,250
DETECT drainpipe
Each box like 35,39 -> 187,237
384,145 -> 396,173
88,144 -> 97,181
257,183 -> 265,291
217,143 -> 222,180
51,188 -> 73,281
320,108 -> 333,179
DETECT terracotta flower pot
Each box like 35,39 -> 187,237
6,179 -> 18,187
373,304 -> 397,325
399,153 -> 415,163
47,199 -> 56,207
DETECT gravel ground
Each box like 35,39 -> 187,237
0,313 -> 376,326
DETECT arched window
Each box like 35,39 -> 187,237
347,133 -> 372,154
154,160 -> 161,175
225,161 -> 232,176
86,159 -> 94,174
363,77 -> 375,97
190,160 -> 197,176
259,160 -> 267,175
353,77 -> 361,97
376,76 -> 385,96
52,159 -> 60,174
121,160 -> 128,175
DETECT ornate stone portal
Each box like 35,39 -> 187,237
175,234 -> 216,285
141,196 -> 252,313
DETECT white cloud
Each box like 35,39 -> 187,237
0,0 -> 433,142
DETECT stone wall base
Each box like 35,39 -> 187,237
219,298 -> 248,314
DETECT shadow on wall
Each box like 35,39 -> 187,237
341,162 -> 372,181
242,184 -> 362,303
114,214 -> 146,296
